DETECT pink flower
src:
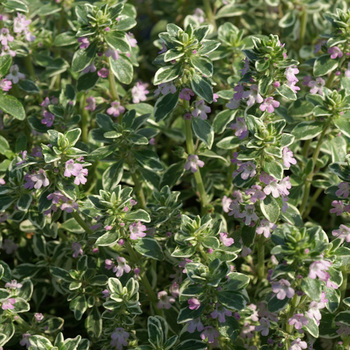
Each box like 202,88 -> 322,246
131,82 -> 149,103
0,79 -> 11,91
233,83 -> 250,100
283,148 -> 297,168
332,224 -> 350,242
19,333 -> 31,348
238,161 -> 256,180
170,281 -> 180,298
289,338 -> 307,350
184,154 -> 204,173
288,313 -> 309,330
154,82 -> 176,96
246,84 -> 263,107
219,232 -> 234,247
157,291 -> 175,309
188,298 -> 201,310
6,64 -> 25,84
85,96 -> 96,111
126,32 -> 137,48
200,326 -> 220,344
271,279 -> 295,300
0,28 -> 14,46
256,220 -> 276,238
259,97 -> 280,113
105,48 -> 120,61
210,304 -> 232,323
113,257 -> 131,277
308,77 -> 325,95
222,196 -> 233,213
98,68 -> 109,78
129,222 -> 147,240
31,169 -> 50,189
255,317 -> 270,336
107,101 -> 125,117
1,298 -> 16,310
192,100 -> 211,120
34,313 -> 44,322
231,117 -> 248,139
110,328 -> 129,350
78,37 -> 90,49
245,184 -> 266,203
41,111 -> 55,127
187,318 -> 204,333
72,242 -> 83,258
330,200 -> 344,215
328,46 -> 343,59
309,260 -> 332,281
335,182 -> 349,198
239,205 -> 258,225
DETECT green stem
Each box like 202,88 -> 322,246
71,211 -> 93,236
340,266 -> 348,301
298,10 -> 307,48
299,124 -> 329,216
24,55 -> 35,81
257,234 -> 265,281
285,294 -> 301,341
80,94 -> 89,143
303,187 -> 323,218
203,0 -> 216,30
185,118 -> 210,214
301,139 -> 311,157
124,240 -> 161,316
130,171 -> 147,210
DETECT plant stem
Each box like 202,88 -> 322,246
130,171 -> 147,210
299,124 -> 329,216
203,0 -> 216,30
185,118 -> 210,214
108,59 -> 119,101
80,94 -> 89,143
303,187 -> 323,218
24,55 -> 35,81
124,240 -> 162,316
340,266 -> 348,300
285,294 -> 301,343
257,234 -> 265,281
72,211 -> 93,236
299,10 -> 307,48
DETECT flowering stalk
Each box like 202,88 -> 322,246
299,10 -> 307,48
71,211 -> 93,237
203,0 -> 216,30
185,118 -> 210,214
130,171 -> 146,210
300,123 -> 330,216
80,94 -> 89,143
257,234 -> 265,281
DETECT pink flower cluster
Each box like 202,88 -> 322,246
64,159 -> 88,185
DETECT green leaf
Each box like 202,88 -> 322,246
304,318 -> 319,338
154,64 -> 181,85
95,231 -> 119,247
0,320 -> 14,347
29,335 -> 53,350
134,237 -> 164,260
260,196 -> 280,223
3,0 -> 28,12
0,55 -> 12,77
13,297 -> 30,313
213,110 -> 236,134
262,158 -> 283,180
102,161 -> 124,190
17,194 -> 32,211
85,307 -> 102,338
268,295 -> 289,312
313,54 -> 338,77
281,204 -> 303,226
105,31 -> 130,52
192,117 -> 214,149
288,100 -> 314,118
334,115 -> 350,138
70,295 -> 88,321
148,316 -> 165,348
241,225 -> 256,247
154,91 -> 179,122
216,136 -> 240,149
54,32 -> 77,46
218,291 -> 246,310
160,161 -> 185,188
177,305 -> 205,323
173,340 -> 207,350
60,218 -> 84,234
0,94 -> 25,120
0,135 -> 10,155
124,209 -> 151,222
335,311 -> 350,326
71,43 -> 97,72
109,56 -> 133,85
77,72 -> 99,92
279,11 -> 296,28
292,120 -> 324,140
226,273 -> 250,291
190,74 -> 213,103
190,56 -> 213,77
18,80 -> 40,94
276,84 -> 297,101
301,278 -> 322,301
